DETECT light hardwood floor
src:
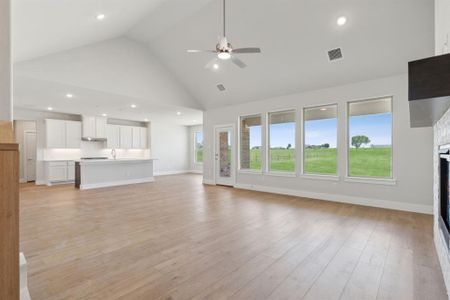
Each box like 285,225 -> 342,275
20,174 -> 447,300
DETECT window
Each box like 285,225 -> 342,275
348,97 -> 392,178
268,110 -> 296,173
240,115 -> 262,171
194,131 -> 203,164
303,104 -> 338,175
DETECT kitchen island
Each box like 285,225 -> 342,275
75,158 -> 156,190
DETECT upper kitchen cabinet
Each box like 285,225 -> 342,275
46,119 -> 82,149
119,126 -> 133,149
82,115 -> 107,139
140,127 -> 148,149
132,127 -> 141,149
106,124 -> 120,149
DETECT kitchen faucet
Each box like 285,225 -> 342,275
111,148 -> 117,160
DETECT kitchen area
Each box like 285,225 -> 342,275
23,113 -> 156,190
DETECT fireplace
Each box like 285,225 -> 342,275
439,144 -> 450,249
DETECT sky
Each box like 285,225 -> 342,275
247,113 -> 392,149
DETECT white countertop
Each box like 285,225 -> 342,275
75,158 -> 157,165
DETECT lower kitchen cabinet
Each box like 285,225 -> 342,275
46,161 -> 76,185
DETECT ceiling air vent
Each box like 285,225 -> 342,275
327,48 -> 343,62
217,84 -> 226,91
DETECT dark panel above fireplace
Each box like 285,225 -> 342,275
409,53 -> 450,128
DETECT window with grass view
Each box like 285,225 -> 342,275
240,115 -> 262,170
304,105 -> 337,175
268,110 -> 296,172
195,131 -> 203,164
348,97 -> 392,178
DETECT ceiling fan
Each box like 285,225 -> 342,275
187,0 -> 261,69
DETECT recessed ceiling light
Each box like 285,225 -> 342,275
47,106 -> 53,111
130,104 -> 137,108
217,52 -> 231,60
193,120 -> 197,122
96,14 -> 106,21
144,118 -> 149,122
337,16 -> 347,26
176,111 -> 181,116
66,93 -> 74,98
101,113 -> 107,117
213,63 -> 219,70
320,108 -> 327,111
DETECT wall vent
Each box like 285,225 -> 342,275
217,84 -> 226,91
327,48 -> 343,62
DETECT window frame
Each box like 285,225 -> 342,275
301,103 -> 339,177
194,131 -> 204,165
345,96 -> 395,181
237,113 -> 264,173
267,108 -> 298,175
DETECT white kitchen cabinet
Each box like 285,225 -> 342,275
46,119 -> 66,148
66,121 -> 82,148
132,127 -> 141,149
67,161 -> 75,181
82,115 -> 107,139
119,126 -> 133,149
96,117 -> 107,138
46,119 -> 82,149
47,161 -> 75,184
140,127 -> 148,149
106,124 -> 120,149
48,162 -> 68,182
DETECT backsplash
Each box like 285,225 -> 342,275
44,141 -> 150,160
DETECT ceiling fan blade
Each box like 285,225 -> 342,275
232,47 -> 261,54
231,56 -> 247,68
187,49 -> 216,53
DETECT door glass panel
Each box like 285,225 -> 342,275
219,131 -> 231,178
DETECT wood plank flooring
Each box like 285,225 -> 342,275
20,174 -> 447,300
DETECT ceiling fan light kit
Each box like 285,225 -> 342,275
187,0 -> 261,70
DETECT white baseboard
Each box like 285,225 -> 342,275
35,180 -> 46,186
154,170 -> 190,176
234,183 -> 433,214
202,179 -> 215,185
80,177 -> 155,190
189,170 -> 203,174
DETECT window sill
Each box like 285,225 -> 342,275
300,174 -> 340,181
344,177 -> 397,186
266,172 -> 297,178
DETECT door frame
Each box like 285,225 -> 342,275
23,130 -> 37,182
213,124 -> 236,186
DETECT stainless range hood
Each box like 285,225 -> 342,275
81,137 -> 107,142
409,53 -> 450,127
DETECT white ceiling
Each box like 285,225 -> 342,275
133,0 -> 434,109
13,0 -> 435,115
12,0 -> 167,62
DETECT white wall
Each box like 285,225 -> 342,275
0,0 -> 11,120
13,120 -> 36,181
189,125 -> 203,173
435,0 -> 450,55
203,74 -> 433,213
151,121 -> 190,175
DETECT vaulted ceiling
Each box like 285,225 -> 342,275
13,0 -> 435,117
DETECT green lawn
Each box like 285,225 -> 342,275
245,147 -> 391,178
196,150 -> 203,163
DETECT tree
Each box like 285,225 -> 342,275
321,143 -> 330,149
287,143 -> 292,150
351,135 -> 371,149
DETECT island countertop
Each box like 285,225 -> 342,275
75,158 -> 157,165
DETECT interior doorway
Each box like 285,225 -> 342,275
24,131 -> 37,182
